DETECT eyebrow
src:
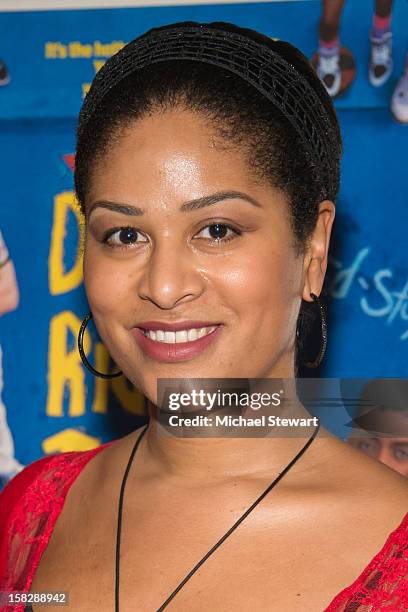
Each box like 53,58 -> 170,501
88,190 -> 262,217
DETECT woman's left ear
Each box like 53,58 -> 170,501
302,200 -> 336,302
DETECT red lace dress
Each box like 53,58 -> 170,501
0,442 -> 407,611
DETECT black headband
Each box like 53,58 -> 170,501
79,23 -> 340,200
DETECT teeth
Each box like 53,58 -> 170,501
188,328 -> 198,341
144,326 -> 217,343
176,330 -> 188,343
164,331 -> 176,343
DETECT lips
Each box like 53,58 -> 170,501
131,323 -> 223,362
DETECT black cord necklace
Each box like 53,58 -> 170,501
115,420 -> 320,611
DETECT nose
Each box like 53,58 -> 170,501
137,240 -> 205,309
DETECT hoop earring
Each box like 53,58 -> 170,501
78,312 -> 123,379
303,292 -> 328,369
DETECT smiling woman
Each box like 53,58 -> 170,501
0,21 -> 407,612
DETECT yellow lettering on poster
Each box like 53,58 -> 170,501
93,40 -> 125,57
42,428 -> 101,453
82,83 -> 91,97
69,41 -> 93,58
46,311 -> 90,417
44,39 -> 126,98
44,41 -> 68,59
91,345 -> 146,415
49,191 -> 84,295
93,60 -> 106,73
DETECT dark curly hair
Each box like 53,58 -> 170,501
74,21 -> 342,374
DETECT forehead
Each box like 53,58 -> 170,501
87,108 -> 275,209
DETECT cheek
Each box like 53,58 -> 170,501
211,241 -> 300,326
83,245 -> 132,319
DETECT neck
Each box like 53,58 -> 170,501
142,383 -> 321,482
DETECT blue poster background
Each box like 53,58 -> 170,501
0,0 -> 407,475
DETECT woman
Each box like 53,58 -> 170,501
0,21 -> 406,611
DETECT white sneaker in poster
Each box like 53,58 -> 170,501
391,69 -> 408,124
369,31 -> 393,87
317,52 -> 342,98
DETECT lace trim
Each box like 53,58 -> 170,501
0,442 -> 114,612
325,513 -> 408,611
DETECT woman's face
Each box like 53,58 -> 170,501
84,108 -> 333,404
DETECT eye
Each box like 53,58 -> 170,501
195,223 -> 241,244
360,441 -> 374,452
394,446 -> 408,461
103,227 -> 147,248
353,438 -> 379,457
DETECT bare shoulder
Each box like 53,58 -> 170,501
318,434 -> 407,525
30,432 -> 140,585
81,428 -> 146,498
